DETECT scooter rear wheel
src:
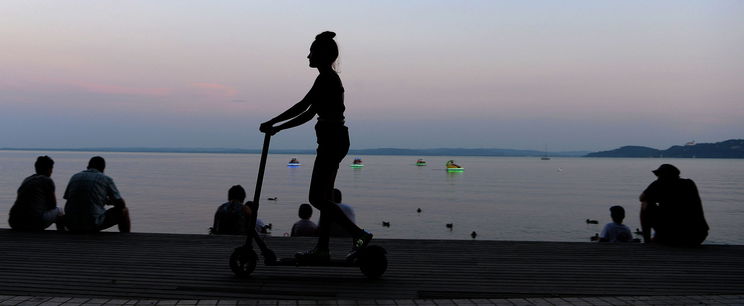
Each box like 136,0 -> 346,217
230,247 -> 257,278
357,245 -> 387,279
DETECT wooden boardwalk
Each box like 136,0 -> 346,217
1,229 -> 743,300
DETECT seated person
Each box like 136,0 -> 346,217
599,205 -> 633,243
8,156 -> 65,231
255,218 -> 272,234
639,164 -> 709,246
211,185 -> 268,235
64,156 -> 130,233
212,185 -> 251,235
291,203 -> 318,237
329,188 -> 356,237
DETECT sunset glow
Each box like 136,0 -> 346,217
1,1 -> 742,150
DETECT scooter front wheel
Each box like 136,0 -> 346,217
230,246 -> 257,278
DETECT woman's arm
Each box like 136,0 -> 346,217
260,76 -> 325,134
274,106 -> 317,132
261,97 -> 312,128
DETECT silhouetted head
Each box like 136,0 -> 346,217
228,185 -> 247,202
34,155 -> 54,176
610,205 -> 625,223
298,203 -> 313,220
332,188 -> 342,203
308,31 -> 339,69
652,164 -> 680,180
87,156 -> 106,172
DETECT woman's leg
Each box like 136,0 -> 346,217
302,125 -> 370,259
309,152 -> 361,251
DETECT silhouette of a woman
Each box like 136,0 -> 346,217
260,31 -> 372,261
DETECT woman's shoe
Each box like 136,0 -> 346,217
346,230 -> 373,260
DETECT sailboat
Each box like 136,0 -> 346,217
541,145 -> 551,160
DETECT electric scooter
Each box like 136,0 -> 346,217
229,133 -> 388,279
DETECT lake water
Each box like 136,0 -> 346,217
1,150 -> 742,244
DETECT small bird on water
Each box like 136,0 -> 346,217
586,219 -> 598,224
417,208 -> 422,213
470,231 -> 477,239
382,221 -> 390,227
445,223 -> 453,230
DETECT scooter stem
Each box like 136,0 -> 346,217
252,133 -> 271,212
244,133 -> 271,248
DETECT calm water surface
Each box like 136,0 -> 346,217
1,150 -> 742,244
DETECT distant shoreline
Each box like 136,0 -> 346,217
0,147 -> 589,157
4,139 -> 741,158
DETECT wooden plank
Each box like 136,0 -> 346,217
0,229 -> 743,299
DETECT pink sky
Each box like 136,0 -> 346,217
1,1 -> 742,151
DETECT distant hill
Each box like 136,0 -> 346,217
585,139 -> 744,158
0,147 -> 590,157
586,146 -> 662,158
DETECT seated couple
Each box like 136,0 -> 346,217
8,156 -> 131,233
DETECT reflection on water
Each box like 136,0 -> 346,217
0,150 -> 742,244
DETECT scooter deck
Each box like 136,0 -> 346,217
267,257 -> 358,267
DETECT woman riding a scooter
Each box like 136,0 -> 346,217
260,31 -> 372,261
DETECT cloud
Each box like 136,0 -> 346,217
191,82 -> 239,99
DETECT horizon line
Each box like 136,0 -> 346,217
0,146 -> 591,157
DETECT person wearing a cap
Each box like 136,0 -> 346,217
639,164 -> 709,246
598,205 -> 633,243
